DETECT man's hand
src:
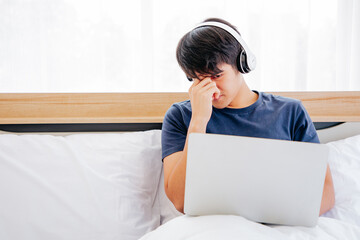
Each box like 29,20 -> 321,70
188,77 -> 220,127
164,77 -> 221,213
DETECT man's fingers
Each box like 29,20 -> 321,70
200,82 -> 220,101
189,78 -> 199,93
201,81 -> 217,92
189,77 -> 216,98
189,78 -> 201,92
191,78 -> 211,93
192,78 -> 200,85
195,77 -> 212,88
214,88 -> 221,99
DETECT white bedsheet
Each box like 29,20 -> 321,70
140,215 -> 360,240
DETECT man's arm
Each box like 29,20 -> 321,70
319,164 -> 335,215
163,77 -> 220,213
163,122 -> 205,213
293,103 -> 335,215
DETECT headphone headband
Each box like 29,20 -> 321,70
194,21 -> 256,72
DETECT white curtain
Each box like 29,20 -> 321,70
0,0 -> 359,92
336,0 -> 360,90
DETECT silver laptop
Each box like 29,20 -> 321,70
184,133 -> 329,227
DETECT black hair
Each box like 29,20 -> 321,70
176,18 -> 242,81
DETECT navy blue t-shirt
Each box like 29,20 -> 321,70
161,90 -> 319,160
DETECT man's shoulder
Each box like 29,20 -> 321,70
261,92 -> 302,109
164,100 -> 191,119
166,100 -> 191,113
172,99 -> 191,109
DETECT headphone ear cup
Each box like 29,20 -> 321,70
237,51 -> 244,73
237,50 -> 251,74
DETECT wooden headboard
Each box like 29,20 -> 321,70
0,92 -> 359,124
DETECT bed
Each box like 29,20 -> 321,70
0,91 -> 360,240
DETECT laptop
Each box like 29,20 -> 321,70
184,133 -> 329,227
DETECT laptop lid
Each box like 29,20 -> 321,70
184,133 -> 328,227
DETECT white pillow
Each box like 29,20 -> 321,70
155,166 -> 184,225
323,134 -> 360,226
0,130 -> 162,240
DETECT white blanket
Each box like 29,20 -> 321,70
142,134 -> 360,239
140,215 -> 360,240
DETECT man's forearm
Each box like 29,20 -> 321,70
166,121 -> 207,213
319,166 -> 335,215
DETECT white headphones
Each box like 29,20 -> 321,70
193,21 -> 256,74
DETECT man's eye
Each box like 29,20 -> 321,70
211,74 -> 221,79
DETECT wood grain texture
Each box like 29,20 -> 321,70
0,92 -> 359,123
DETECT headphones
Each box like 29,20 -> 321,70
192,21 -> 256,74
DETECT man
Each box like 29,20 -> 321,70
161,18 -> 335,215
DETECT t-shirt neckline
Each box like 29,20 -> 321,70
213,90 -> 263,115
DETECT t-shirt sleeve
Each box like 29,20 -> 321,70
161,104 -> 188,160
293,101 -> 320,143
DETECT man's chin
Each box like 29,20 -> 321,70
212,99 -> 228,109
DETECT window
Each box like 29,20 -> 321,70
2,0 -> 358,92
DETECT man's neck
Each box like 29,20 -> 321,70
227,82 -> 258,109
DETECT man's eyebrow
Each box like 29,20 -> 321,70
195,74 -> 210,80
197,75 -> 211,80
196,70 -> 224,80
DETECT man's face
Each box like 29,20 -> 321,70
196,63 -> 243,109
